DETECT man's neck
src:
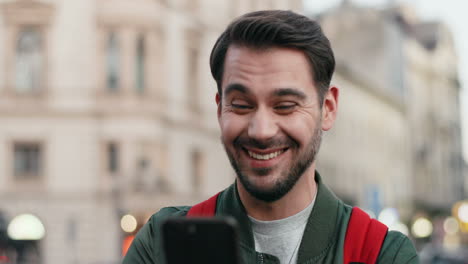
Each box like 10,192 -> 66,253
237,166 -> 317,221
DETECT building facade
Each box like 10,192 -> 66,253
0,0 -> 301,263
402,15 -> 465,211
317,2 -> 412,220
316,2 -> 464,223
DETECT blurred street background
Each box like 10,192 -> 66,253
0,0 -> 467,263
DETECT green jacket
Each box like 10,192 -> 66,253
123,172 -> 418,263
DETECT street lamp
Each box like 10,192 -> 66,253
7,214 -> 45,241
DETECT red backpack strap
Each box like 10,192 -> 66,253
186,192 -> 220,217
343,207 -> 388,264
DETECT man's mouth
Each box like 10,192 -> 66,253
245,148 -> 288,161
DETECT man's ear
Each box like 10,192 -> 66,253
216,93 -> 221,119
321,86 -> 339,131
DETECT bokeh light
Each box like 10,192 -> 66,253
457,203 -> 468,223
443,217 -> 459,235
120,214 -> 138,233
7,214 -> 45,240
378,207 -> 399,227
411,217 -> 433,238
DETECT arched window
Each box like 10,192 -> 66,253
15,27 -> 42,93
106,32 -> 120,91
135,35 -> 145,93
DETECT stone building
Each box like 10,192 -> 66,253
317,2 -> 412,219
316,2 -> 464,221
399,8 -> 465,211
0,0 -> 301,263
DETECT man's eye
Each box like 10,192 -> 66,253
275,103 -> 297,110
230,99 -> 252,110
232,104 -> 252,109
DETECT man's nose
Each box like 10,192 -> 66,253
247,107 -> 278,141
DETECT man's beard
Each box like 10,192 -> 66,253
223,125 -> 322,203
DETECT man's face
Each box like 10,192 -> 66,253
217,46 -> 326,202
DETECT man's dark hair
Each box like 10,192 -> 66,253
209,10 -> 335,105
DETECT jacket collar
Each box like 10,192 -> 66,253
216,171 -> 342,261
297,171 -> 341,261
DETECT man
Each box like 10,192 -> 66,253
123,10 -> 418,264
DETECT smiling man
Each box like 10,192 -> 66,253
218,46 -> 327,221
123,10 -> 418,264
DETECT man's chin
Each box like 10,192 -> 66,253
238,175 -> 286,202
243,185 -> 286,203
251,167 -> 273,176
241,169 -> 279,188
246,181 -> 276,193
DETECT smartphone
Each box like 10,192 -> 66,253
161,217 -> 240,264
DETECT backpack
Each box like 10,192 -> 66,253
187,193 -> 388,264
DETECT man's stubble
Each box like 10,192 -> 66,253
222,120 -> 323,203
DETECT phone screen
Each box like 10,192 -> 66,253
162,217 -> 240,264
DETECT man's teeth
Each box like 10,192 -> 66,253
247,150 -> 284,160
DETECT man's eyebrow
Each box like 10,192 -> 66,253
272,88 -> 307,100
224,83 -> 250,97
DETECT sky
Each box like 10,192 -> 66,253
304,0 -> 468,161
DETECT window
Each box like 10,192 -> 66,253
66,218 -> 77,243
14,143 -> 42,178
191,149 -> 203,193
106,32 -> 120,92
185,28 -> 200,110
15,27 -> 43,93
187,46 -> 199,109
107,142 -> 119,173
137,157 -> 148,172
135,157 -> 156,192
1,0 -> 53,96
156,144 -> 170,192
135,35 -> 145,93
